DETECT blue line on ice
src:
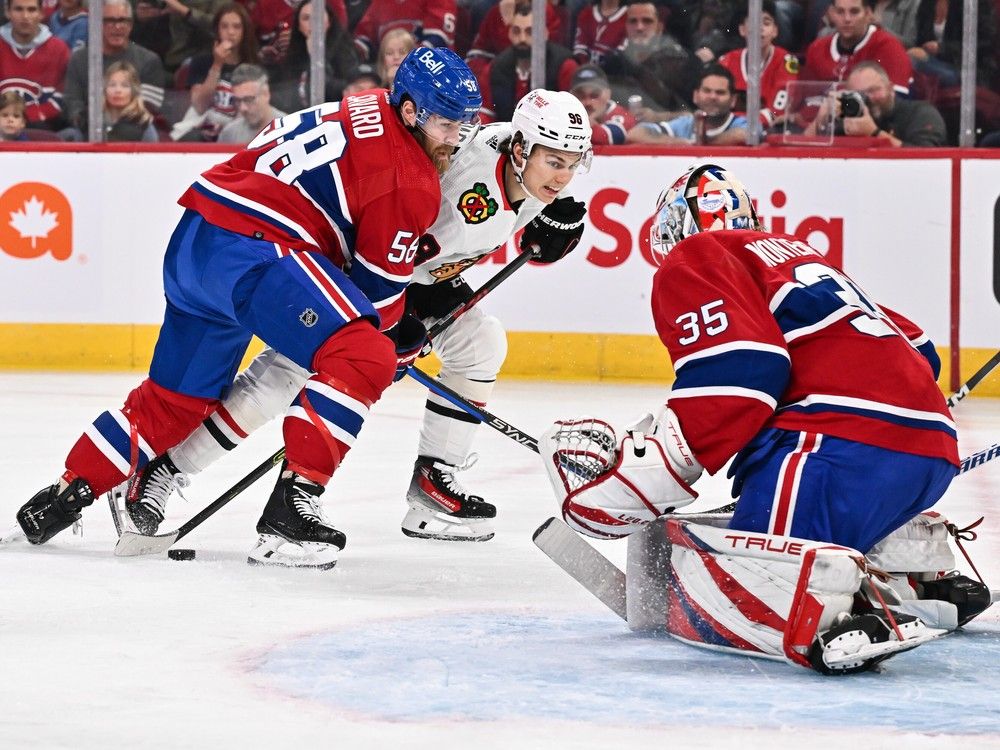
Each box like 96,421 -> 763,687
255,612 -> 1000,730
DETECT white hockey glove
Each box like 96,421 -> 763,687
540,408 -> 701,540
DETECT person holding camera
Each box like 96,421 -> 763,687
803,60 -> 945,145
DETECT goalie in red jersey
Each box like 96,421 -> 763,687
541,164 -> 991,674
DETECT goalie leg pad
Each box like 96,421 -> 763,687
655,519 -> 863,665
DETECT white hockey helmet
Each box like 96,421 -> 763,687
649,163 -> 760,265
511,89 -> 593,179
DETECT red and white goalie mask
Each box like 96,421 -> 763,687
649,163 -> 761,265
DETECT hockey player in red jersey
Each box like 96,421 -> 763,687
15,47 -> 482,570
542,164 -> 990,673
113,89 -> 592,545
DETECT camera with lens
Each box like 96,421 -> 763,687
838,91 -> 867,118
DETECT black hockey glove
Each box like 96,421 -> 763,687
388,313 -> 429,382
519,197 -> 587,264
406,278 -> 474,321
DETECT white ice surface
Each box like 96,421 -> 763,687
2,373 -> 999,750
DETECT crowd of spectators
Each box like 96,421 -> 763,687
0,0 -> 996,145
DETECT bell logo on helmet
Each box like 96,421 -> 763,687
417,49 -> 445,74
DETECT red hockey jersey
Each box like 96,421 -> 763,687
178,91 -> 442,329
802,24 -> 912,95
718,45 -> 799,128
590,100 -> 634,145
465,2 -> 561,77
0,31 -> 70,125
652,230 -> 957,474
251,0 -> 347,47
354,0 -> 456,58
572,4 -> 627,64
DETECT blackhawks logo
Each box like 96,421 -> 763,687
457,182 -> 498,225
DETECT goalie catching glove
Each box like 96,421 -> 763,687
540,406 -> 702,539
519,197 -> 586,263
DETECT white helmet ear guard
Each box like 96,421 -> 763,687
649,163 -> 759,265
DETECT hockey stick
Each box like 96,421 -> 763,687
407,365 -> 739,513
533,517 -> 627,619
113,448 -> 286,556
108,253 -> 540,549
407,365 -> 542,452
947,349 -> 1000,408
424,246 -> 538,341
959,442 -> 1000,475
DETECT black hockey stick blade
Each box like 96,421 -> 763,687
114,447 -> 286,557
947,349 -> 1000,408
533,517 -> 627,620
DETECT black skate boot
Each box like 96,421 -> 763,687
915,573 -> 993,627
247,471 -> 346,570
17,476 -> 95,544
808,610 -> 943,675
402,454 -> 496,542
125,454 -> 189,535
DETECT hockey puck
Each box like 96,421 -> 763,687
167,548 -> 196,561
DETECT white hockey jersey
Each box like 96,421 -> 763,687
412,122 -> 548,286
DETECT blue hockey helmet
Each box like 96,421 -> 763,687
649,164 -> 759,265
390,47 -> 482,140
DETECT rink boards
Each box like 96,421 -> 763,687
0,146 -> 997,393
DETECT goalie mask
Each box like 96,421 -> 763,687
649,164 -> 760,265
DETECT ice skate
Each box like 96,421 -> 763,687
125,454 -> 189,535
402,454 -> 496,542
916,572 -> 993,626
808,611 -> 945,675
16,476 -> 95,545
247,472 -> 345,570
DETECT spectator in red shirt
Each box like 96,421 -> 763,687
802,0 -> 913,95
0,0 -> 70,129
465,0 -> 562,78
569,62 -> 634,143
572,0 -> 627,64
478,3 -> 577,122
353,0 -> 457,61
718,0 -> 800,130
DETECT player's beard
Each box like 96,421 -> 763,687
430,144 -> 453,175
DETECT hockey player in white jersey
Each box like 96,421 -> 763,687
124,89 -> 593,551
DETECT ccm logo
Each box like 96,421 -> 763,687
723,534 -> 804,556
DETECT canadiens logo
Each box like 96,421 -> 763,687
299,308 -> 318,327
457,182 -> 498,225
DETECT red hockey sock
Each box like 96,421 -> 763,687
65,378 -> 217,495
284,321 -> 395,483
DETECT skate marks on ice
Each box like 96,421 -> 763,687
252,611 -> 1000,733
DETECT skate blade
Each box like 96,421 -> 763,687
247,535 -> 339,570
0,524 -> 27,545
401,506 -> 495,542
401,526 -> 494,542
